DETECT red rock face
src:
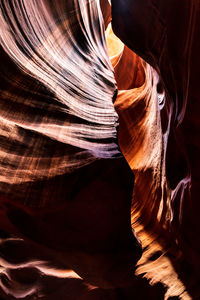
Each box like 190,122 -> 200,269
0,0 -> 143,297
110,0 -> 200,274
0,0 -> 200,298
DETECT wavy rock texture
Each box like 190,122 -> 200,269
0,0 -> 120,187
109,0 -> 200,298
0,0 -> 142,298
0,0 -> 200,299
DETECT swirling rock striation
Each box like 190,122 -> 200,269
0,0 -> 121,205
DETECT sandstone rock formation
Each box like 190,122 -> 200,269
111,0 -> 200,276
0,0 -> 200,299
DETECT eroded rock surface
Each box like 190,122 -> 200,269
111,0 -> 200,275
0,0 -> 200,299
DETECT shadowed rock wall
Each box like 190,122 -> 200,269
0,0 -> 199,299
110,0 -> 200,275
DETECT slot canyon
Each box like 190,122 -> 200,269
0,0 -> 200,299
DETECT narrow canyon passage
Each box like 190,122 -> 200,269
0,0 -> 200,299
104,0 -> 200,298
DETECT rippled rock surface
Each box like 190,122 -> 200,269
0,0 -> 200,299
